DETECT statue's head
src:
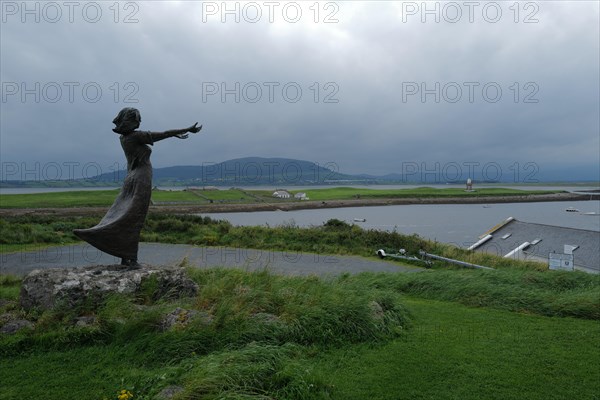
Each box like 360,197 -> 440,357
112,107 -> 141,134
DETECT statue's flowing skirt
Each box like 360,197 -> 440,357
74,163 -> 152,260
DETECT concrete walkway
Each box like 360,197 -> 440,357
0,243 -> 423,277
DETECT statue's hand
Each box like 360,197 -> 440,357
188,122 -> 202,134
174,123 -> 201,139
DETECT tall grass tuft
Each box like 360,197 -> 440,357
0,268 -> 409,398
354,269 -> 600,320
179,343 -> 330,399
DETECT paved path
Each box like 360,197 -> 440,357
0,243 -> 422,277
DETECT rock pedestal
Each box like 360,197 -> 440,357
20,264 -> 198,311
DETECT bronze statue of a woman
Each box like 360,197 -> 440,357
74,107 -> 202,266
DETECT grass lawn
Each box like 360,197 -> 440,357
0,268 -> 410,399
151,190 -> 206,204
314,297 -> 600,400
0,345 -> 182,399
0,190 -> 121,208
0,190 -> 211,208
300,187 -> 562,201
189,188 -> 254,202
1,270 -> 598,400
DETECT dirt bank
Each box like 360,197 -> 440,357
1,192 -> 597,217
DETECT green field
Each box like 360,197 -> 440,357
0,267 -> 598,400
0,189 -> 122,208
150,190 -> 206,204
0,187 -> 563,208
299,186 -> 561,201
0,189 -> 273,208
314,297 -> 600,400
188,188 -> 257,202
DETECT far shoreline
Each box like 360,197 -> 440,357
1,192 -> 597,217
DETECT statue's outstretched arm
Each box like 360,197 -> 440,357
149,123 -> 202,142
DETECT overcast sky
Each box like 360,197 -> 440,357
1,1 -> 599,182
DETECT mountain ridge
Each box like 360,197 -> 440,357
1,157 -> 598,188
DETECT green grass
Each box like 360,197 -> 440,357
1,269 -> 598,399
0,189 -> 121,208
0,215 -> 101,247
0,187 -> 563,208
0,189 -> 208,208
151,190 -> 206,204
301,187 -> 562,201
0,275 -> 20,301
189,188 -> 255,202
314,297 -> 600,400
0,268 -> 409,399
352,269 -> 600,320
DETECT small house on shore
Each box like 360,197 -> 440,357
469,217 -> 599,274
272,190 -> 291,199
294,192 -> 309,201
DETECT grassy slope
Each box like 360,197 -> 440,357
0,270 -> 598,399
1,215 -> 598,398
315,297 -> 600,400
0,269 -> 408,399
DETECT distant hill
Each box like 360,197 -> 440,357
2,157 -> 598,188
89,157 -> 372,186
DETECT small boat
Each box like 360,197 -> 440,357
565,207 -> 580,213
482,205 -> 491,208
353,218 -> 366,222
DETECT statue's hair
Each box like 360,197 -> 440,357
112,107 -> 141,134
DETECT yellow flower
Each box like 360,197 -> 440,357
117,389 -> 133,400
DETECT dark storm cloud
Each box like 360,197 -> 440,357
1,1 -> 598,181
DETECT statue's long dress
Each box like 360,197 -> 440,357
74,131 -> 154,260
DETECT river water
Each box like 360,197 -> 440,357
203,200 -> 600,247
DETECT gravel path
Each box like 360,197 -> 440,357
0,243 -> 423,277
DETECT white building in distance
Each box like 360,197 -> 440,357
272,190 -> 291,199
